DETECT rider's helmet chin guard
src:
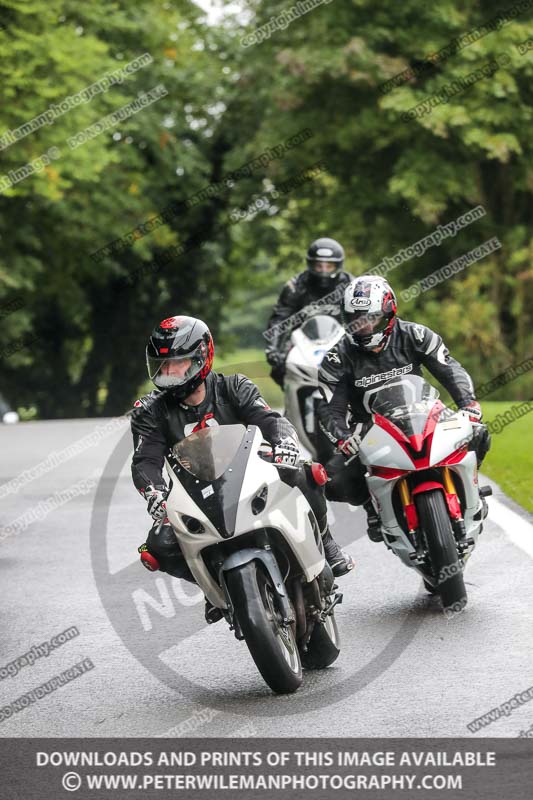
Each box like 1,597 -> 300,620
343,275 -> 397,353
146,316 -> 215,401
306,237 -> 345,290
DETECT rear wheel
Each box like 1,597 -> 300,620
416,490 -> 467,612
226,561 -> 302,694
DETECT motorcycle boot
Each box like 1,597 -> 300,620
320,520 -> 355,577
205,598 -> 223,624
364,498 -> 383,542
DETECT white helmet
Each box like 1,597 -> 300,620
343,276 -> 397,351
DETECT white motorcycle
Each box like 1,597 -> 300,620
358,375 -> 491,612
284,314 -> 344,459
145,423 -> 342,694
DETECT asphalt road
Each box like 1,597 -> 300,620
1,418 -> 532,738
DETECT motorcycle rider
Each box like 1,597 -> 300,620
265,238 -> 354,387
131,315 -> 354,623
317,275 -> 491,541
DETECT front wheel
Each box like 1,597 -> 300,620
416,489 -> 467,612
226,561 -> 302,694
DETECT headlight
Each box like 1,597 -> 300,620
251,486 -> 268,515
181,515 -> 205,534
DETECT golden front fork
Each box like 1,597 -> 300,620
398,477 -> 415,533
398,477 -> 412,508
399,470 -> 459,534
399,469 -> 457,502
442,466 -> 457,496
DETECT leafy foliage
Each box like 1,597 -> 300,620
0,0 -> 531,418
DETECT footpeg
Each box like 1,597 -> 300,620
480,485 -> 493,497
457,538 -> 474,554
320,592 -> 343,621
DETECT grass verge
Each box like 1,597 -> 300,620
480,401 -> 533,514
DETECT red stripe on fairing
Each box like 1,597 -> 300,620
374,401 -> 445,469
435,447 -> 468,466
409,399 -> 444,455
370,465 -> 410,479
373,413 -> 411,444
373,412 -> 416,470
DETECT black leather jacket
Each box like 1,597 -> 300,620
317,318 -> 476,445
130,371 -> 296,491
265,270 -> 354,360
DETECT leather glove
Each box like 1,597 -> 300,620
266,350 -> 286,370
460,400 -> 483,423
337,431 -> 362,458
143,485 -> 168,521
273,437 -> 299,466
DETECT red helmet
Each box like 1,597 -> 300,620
146,316 -> 214,399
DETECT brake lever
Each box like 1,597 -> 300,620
154,516 -> 169,536
344,453 -> 359,466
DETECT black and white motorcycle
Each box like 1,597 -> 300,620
358,375 -> 491,614
284,314 -> 344,460
144,424 -> 342,694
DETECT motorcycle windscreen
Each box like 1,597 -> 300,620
368,375 -> 440,438
300,314 -> 343,344
172,424 -> 247,480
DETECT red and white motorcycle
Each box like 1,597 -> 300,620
358,375 -> 491,613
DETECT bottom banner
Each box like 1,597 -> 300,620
0,738 -> 531,799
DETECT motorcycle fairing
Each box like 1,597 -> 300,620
164,426 -> 325,606
166,427 -> 253,539
359,377 -> 483,572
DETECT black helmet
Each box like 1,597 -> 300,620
306,237 -> 345,289
146,316 -> 214,399
342,276 -> 397,352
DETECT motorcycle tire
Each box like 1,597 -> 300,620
416,489 -> 467,613
226,561 -> 302,694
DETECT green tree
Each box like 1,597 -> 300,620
0,0 -> 249,416
225,0 -> 533,397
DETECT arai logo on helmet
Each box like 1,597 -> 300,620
316,248 -> 333,257
350,296 -> 371,309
